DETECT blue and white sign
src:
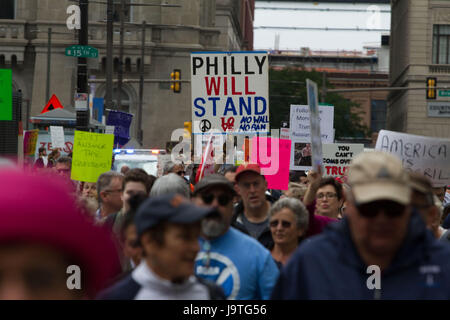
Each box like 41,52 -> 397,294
191,52 -> 269,135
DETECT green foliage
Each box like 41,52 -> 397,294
269,67 -> 370,139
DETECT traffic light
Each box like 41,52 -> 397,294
170,69 -> 181,93
426,77 -> 437,99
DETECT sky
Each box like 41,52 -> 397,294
253,1 -> 391,52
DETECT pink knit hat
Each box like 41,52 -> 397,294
0,169 -> 121,297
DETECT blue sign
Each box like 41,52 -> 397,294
93,97 -> 104,123
106,110 -> 133,147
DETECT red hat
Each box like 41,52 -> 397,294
235,163 -> 263,182
0,170 -> 121,297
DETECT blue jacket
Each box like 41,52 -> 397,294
271,211 -> 450,300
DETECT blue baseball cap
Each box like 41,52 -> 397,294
135,193 -> 215,237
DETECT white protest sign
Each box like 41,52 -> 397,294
191,51 -> 269,135
307,79 -> 323,173
375,130 -> 450,187
50,126 -> 65,149
322,143 -> 364,177
280,128 -> 290,140
289,104 -> 334,170
105,125 -> 115,135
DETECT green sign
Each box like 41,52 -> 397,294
0,69 -> 12,121
65,45 -> 98,58
438,90 -> 450,97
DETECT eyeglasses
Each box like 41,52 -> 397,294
317,193 -> 337,200
105,188 -> 123,194
57,168 -> 70,173
269,219 -> 292,228
175,171 -> 186,177
201,193 -> 232,206
357,200 -> 406,219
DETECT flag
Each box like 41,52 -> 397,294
195,134 -> 216,183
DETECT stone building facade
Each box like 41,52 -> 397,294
388,0 -> 450,138
0,0 -> 255,148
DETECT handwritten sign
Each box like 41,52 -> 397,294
289,104 -> 334,171
322,143 -> 364,177
251,137 -> 291,190
191,52 -> 269,135
71,131 -> 114,183
50,126 -> 65,149
23,130 -> 39,156
375,130 -> 450,187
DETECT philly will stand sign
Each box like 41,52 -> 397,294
191,52 -> 269,135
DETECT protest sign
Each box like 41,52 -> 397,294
280,128 -> 290,140
23,130 -> 39,156
307,79 -> 323,173
71,131 -> 114,183
50,126 -> 65,149
191,52 -> 269,135
289,104 -> 334,171
0,69 -> 12,120
251,137 -> 291,190
375,130 -> 450,187
106,110 -> 133,147
322,143 -> 364,177
35,131 -> 74,159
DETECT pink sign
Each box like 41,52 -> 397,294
251,137 -> 291,190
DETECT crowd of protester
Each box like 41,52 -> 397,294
1,148 -> 449,299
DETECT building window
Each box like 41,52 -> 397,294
433,25 -> 450,64
113,0 -> 131,23
0,0 -> 15,19
371,100 -> 387,133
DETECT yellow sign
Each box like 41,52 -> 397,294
71,131 -> 114,183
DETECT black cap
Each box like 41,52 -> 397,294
135,193 -> 215,237
193,174 -> 236,196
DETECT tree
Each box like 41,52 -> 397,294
269,67 -> 369,139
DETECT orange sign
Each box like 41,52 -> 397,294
41,94 -> 64,114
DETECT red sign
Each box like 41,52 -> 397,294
41,94 -> 64,114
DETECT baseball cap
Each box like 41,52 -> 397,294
347,151 -> 411,205
193,174 -> 236,196
0,169 -> 121,297
135,193 -> 215,237
235,163 -> 263,182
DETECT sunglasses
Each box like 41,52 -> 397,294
201,193 -> 232,206
357,200 -> 406,219
269,219 -> 292,228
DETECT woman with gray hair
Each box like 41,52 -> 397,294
150,173 -> 191,198
269,197 -> 309,268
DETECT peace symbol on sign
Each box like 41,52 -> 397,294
200,119 -> 211,132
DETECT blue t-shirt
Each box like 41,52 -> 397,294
195,227 -> 279,300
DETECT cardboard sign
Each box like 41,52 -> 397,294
50,126 -> 65,149
251,137 -> 291,190
322,143 -> 364,177
191,52 -> 269,135
71,131 -> 114,183
23,130 -> 39,156
289,104 -> 334,171
0,69 -> 12,120
375,130 -> 450,187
